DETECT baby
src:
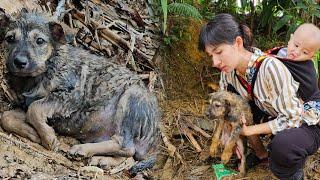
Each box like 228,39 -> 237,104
275,23 -> 320,126
278,23 -> 320,61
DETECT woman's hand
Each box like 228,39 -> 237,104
240,115 -> 251,136
240,115 -> 272,136
241,123 -> 251,136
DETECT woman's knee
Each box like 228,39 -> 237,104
269,129 -> 310,166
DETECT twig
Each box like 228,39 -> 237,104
126,31 -> 140,72
1,80 -> 17,103
69,9 -> 153,65
160,132 -> 184,164
54,0 -> 66,21
184,118 -> 211,138
148,71 -> 157,92
181,125 -> 202,152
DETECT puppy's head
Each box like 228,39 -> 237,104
206,91 -> 231,119
206,91 -> 243,123
2,8 -> 66,77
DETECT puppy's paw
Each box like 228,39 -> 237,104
209,142 -> 219,157
221,151 -> 232,164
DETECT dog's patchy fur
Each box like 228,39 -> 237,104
206,91 -> 253,176
0,9 -> 159,164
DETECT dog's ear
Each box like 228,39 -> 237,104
49,22 -> 66,44
224,96 -> 240,122
0,8 -> 10,43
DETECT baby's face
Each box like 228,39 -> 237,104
287,31 -> 318,61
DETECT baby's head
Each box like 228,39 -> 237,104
287,23 -> 320,61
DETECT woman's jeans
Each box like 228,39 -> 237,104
268,124 -> 320,179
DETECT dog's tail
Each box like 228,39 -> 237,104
128,155 -> 157,176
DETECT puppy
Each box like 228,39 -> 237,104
206,91 -> 253,176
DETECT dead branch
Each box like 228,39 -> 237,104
69,9 -> 154,66
160,132 -> 184,164
184,118 -> 211,138
180,125 -> 202,152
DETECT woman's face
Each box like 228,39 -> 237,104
205,43 -> 240,73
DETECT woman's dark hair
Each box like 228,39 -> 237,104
198,13 -> 253,51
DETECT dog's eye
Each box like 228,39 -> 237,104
36,38 -> 45,45
5,35 -> 15,43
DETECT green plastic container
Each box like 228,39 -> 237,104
212,164 -> 238,180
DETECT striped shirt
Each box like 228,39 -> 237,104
219,48 -> 305,134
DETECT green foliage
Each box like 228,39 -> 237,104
260,0 -> 282,29
197,0 -> 215,20
158,0 -> 320,66
211,0 -> 238,15
265,0 -> 320,40
159,1 -> 204,46
168,3 -> 202,20
273,15 -> 293,33
159,0 -> 203,38
254,35 -> 285,51
162,17 -> 193,46
161,0 -> 168,34
315,51 -> 320,75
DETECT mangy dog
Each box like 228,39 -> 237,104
206,91 -> 253,176
0,9 -> 159,165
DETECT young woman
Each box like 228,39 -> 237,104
199,13 -> 320,179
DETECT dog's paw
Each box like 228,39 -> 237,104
221,151 -> 232,164
69,144 -> 94,157
89,156 -> 127,169
41,133 -> 59,151
26,128 -> 41,144
239,171 -> 246,177
209,142 -> 219,157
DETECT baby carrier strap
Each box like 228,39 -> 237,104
228,55 -> 268,124
235,55 -> 267,100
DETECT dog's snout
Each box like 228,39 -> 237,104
14,56 -> 28,69
205,109 -> 213,118
205,110 -> 210,117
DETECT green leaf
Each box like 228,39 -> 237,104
168,3 -> 202,20
313,58 -> 318,75
296,1 -> 308,10
313,51 -> 320,75
161,0 -> 168,34
260,0 -> 277,28
240,0 -> 248,9
198,0 -> 206,4
273,15 -> 292,33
